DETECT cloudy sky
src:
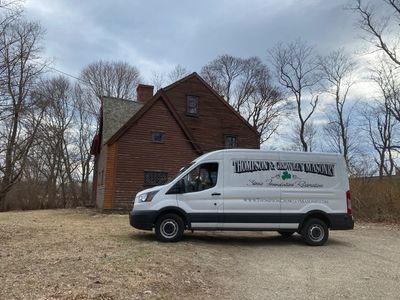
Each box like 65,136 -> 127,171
24,0 -> 364,83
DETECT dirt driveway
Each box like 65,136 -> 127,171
0,209 -> 399,300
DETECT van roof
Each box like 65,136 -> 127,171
196,149 -> 342,162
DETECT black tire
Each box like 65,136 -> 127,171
155,213 -> 184,242
277,231 -> 295,237
301,218 -> 329,246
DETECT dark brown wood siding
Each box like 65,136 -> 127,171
113,98 -> 198,208
103,143 -> 117,209
164,76 -> 260,152
99,73 -> 261,209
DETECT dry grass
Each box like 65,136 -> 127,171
0,209 -> 228,300
351,177 -> 400,223
1,209 -> 400,300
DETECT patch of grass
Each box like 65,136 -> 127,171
0,209 -> 227,300
350,177 -> 400,223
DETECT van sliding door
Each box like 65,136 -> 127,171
222,152 -> 281,229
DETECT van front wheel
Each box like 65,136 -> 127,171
155,213 -> 184,242
301,218 -> 329,246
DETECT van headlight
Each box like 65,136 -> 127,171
136,190 -> 159,203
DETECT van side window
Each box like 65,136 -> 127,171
183,163 -> 218,193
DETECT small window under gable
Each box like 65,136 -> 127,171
151,131 -> 165,143
224,135 -> 238,148
186,95 -> 199,115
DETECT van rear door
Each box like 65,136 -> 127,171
279,153 -> 342,226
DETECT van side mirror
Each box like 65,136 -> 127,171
166,179 -> 184,194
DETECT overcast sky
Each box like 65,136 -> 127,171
22,0 -> 387,152
25,0 -> 363,83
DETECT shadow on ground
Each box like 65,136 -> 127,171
129,231 -> 350,247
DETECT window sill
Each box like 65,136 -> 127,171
185,113 -> 199,118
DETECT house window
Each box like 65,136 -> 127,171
186,95 -> 199,115
224,135 -> 238,148
151,131 -> 165,143
100,170 -> 104,186
144,171 -> 168,188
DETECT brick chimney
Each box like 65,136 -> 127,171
136,84 -> 154,103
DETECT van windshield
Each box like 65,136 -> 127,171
167,162 -> 195,183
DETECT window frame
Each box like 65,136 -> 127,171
143,170 -> 168,188
100,170 -> 104,186
186,95 -> 199,116
151,131 -> 166,144
224,134 -> 238,149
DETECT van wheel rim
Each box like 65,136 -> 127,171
309,224 -> 324,242
160,219 -> 178,239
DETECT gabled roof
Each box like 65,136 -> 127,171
102,96 -> 143,144
105,72 -> 260,153
163,72 -> 260,137
90,106 -> 103,155
106,90 -> 203,154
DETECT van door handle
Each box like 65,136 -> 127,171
211,192 -> 221,196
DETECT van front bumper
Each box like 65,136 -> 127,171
129,210 -> 157,231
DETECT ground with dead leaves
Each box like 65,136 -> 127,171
1,209 -> 399,299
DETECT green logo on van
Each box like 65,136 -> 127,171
281,171 -> 292,180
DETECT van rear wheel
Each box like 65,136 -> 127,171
155,213 -> 184,242
301,218 -> 329,246
277,231 -> 295,237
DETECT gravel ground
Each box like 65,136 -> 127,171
0,209 -> 399,300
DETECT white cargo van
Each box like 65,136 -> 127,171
129,149 -> 354,246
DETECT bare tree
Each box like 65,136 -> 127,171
371,58 -> 400,122
233,57 -> 263,111
290,121 -> 319,152
0,1 -> 23,32
242,66 -> 287,143
362,102 -> 397,177
201,54 -> 244,103
350,0 -> 400,66
73,83 -> 95,206
320,49 -> 358,169
80,60 -> 141,112
0,20 -> 46,210
19,77 -> 95,209
150,65 -> 190,91
150,70 -> 166,91
201,55 -> 285,143
32,76 -> 78,207
269,39 -> 321,152
0,0 -> 23,91
350,0 -> 400,175
168,64 -> 189,82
